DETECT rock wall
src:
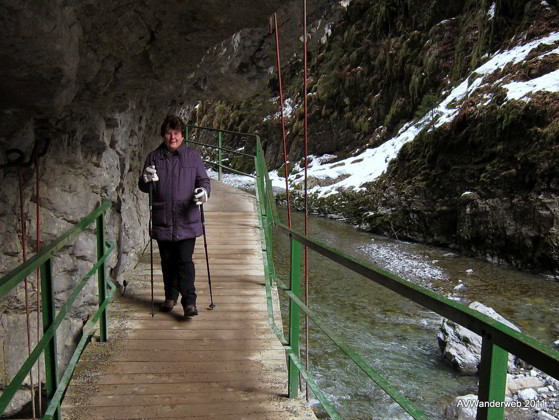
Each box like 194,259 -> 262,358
0,0 -> 329,413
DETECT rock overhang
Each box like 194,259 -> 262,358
0,0 -> 299,140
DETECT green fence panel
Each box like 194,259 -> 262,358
0,200 -> 114,418
288,239 -> 302,398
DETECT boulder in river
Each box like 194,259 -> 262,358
437,301 -> 520,374
444,394 -> 477,420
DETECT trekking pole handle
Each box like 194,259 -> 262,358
147,162 -> 158,209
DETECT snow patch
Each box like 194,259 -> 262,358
488,2 -> 496,20
207,169 -> 254,191
263,98 -> 295,122
503,69 -> 559,100
322,23 -> 333,44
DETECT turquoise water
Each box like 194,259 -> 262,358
273,210 -> 559,419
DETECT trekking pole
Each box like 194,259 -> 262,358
149,182 -> 155,317
200,204 -> 215,309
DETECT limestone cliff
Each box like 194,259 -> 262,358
192,0 -> 559,274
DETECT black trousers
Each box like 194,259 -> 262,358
157,238 -> 197,306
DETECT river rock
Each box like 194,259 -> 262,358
437,301 -> 520,374
554,340 -> 559,349
536,412 -> 558,420
507,376 -> 546,394
1,390 -> 32,417
444,394 -> 477,420
518,388 -> 539,401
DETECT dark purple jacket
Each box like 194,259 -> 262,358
139,143 -> 211,241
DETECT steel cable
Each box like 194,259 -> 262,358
17,167 -> 36,419
34,156 -> 42,414
2,138 -> 50,417
274,13 -> 293,229
303,0 -> 310,402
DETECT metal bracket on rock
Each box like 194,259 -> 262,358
0,137 -> 50,170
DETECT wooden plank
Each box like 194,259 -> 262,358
70,370 -> 288,386
64,379 -> 287,396
74,359 -> 287,375
131,274 -> 266,283
130,289 -> 266,298
108,319 -> 271,330
106,339 -> 284,351
63,389 -> 285,407
124,328 -> 279,340
62,414 -> 309,420
80,349 -> 286,363
107,310 -> 269,321
117,295 -> 268,305
62,399 -> 313,419
140,268 -> 265,276
126,281 -> 265,290
110,302 -> 270,313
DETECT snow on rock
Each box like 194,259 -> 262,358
270,32 -> 559,198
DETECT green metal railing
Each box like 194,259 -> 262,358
0,200 -> 115,420
185,124 -> 256,181
179,125 -> 559,419
252,135 -> 559,419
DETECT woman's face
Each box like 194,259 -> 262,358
163,129 -> 184,152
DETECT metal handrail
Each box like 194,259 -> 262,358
186,124 -> 258,138
253,138 -> 426,419
278,222 -> 559,377
0,200 -> 115,419
185,125 -> 256,181
203,159 -> 255,178
189,138 -> 256,159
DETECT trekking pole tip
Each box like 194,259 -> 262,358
208,303 -> 216,310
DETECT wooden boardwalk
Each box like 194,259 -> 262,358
62,181 -> 316,420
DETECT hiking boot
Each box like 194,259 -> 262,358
184,304 -> 198,317
160,299 -> 177,312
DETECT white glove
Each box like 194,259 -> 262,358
143,165 -> 159,183
194,187 -> 208,205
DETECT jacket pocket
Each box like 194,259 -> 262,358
175,200 -> 200,226
152,202 -> 168,226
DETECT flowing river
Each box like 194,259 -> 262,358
272,209 -> 559,419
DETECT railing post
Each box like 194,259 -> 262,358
288,238 -> 301,398
477,335 -> 508,420
185,126 -> 189,146
40,259 -> 60,420
96,213 -> 108,342
218,131 -> 223,181
256,135 -> 261,171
